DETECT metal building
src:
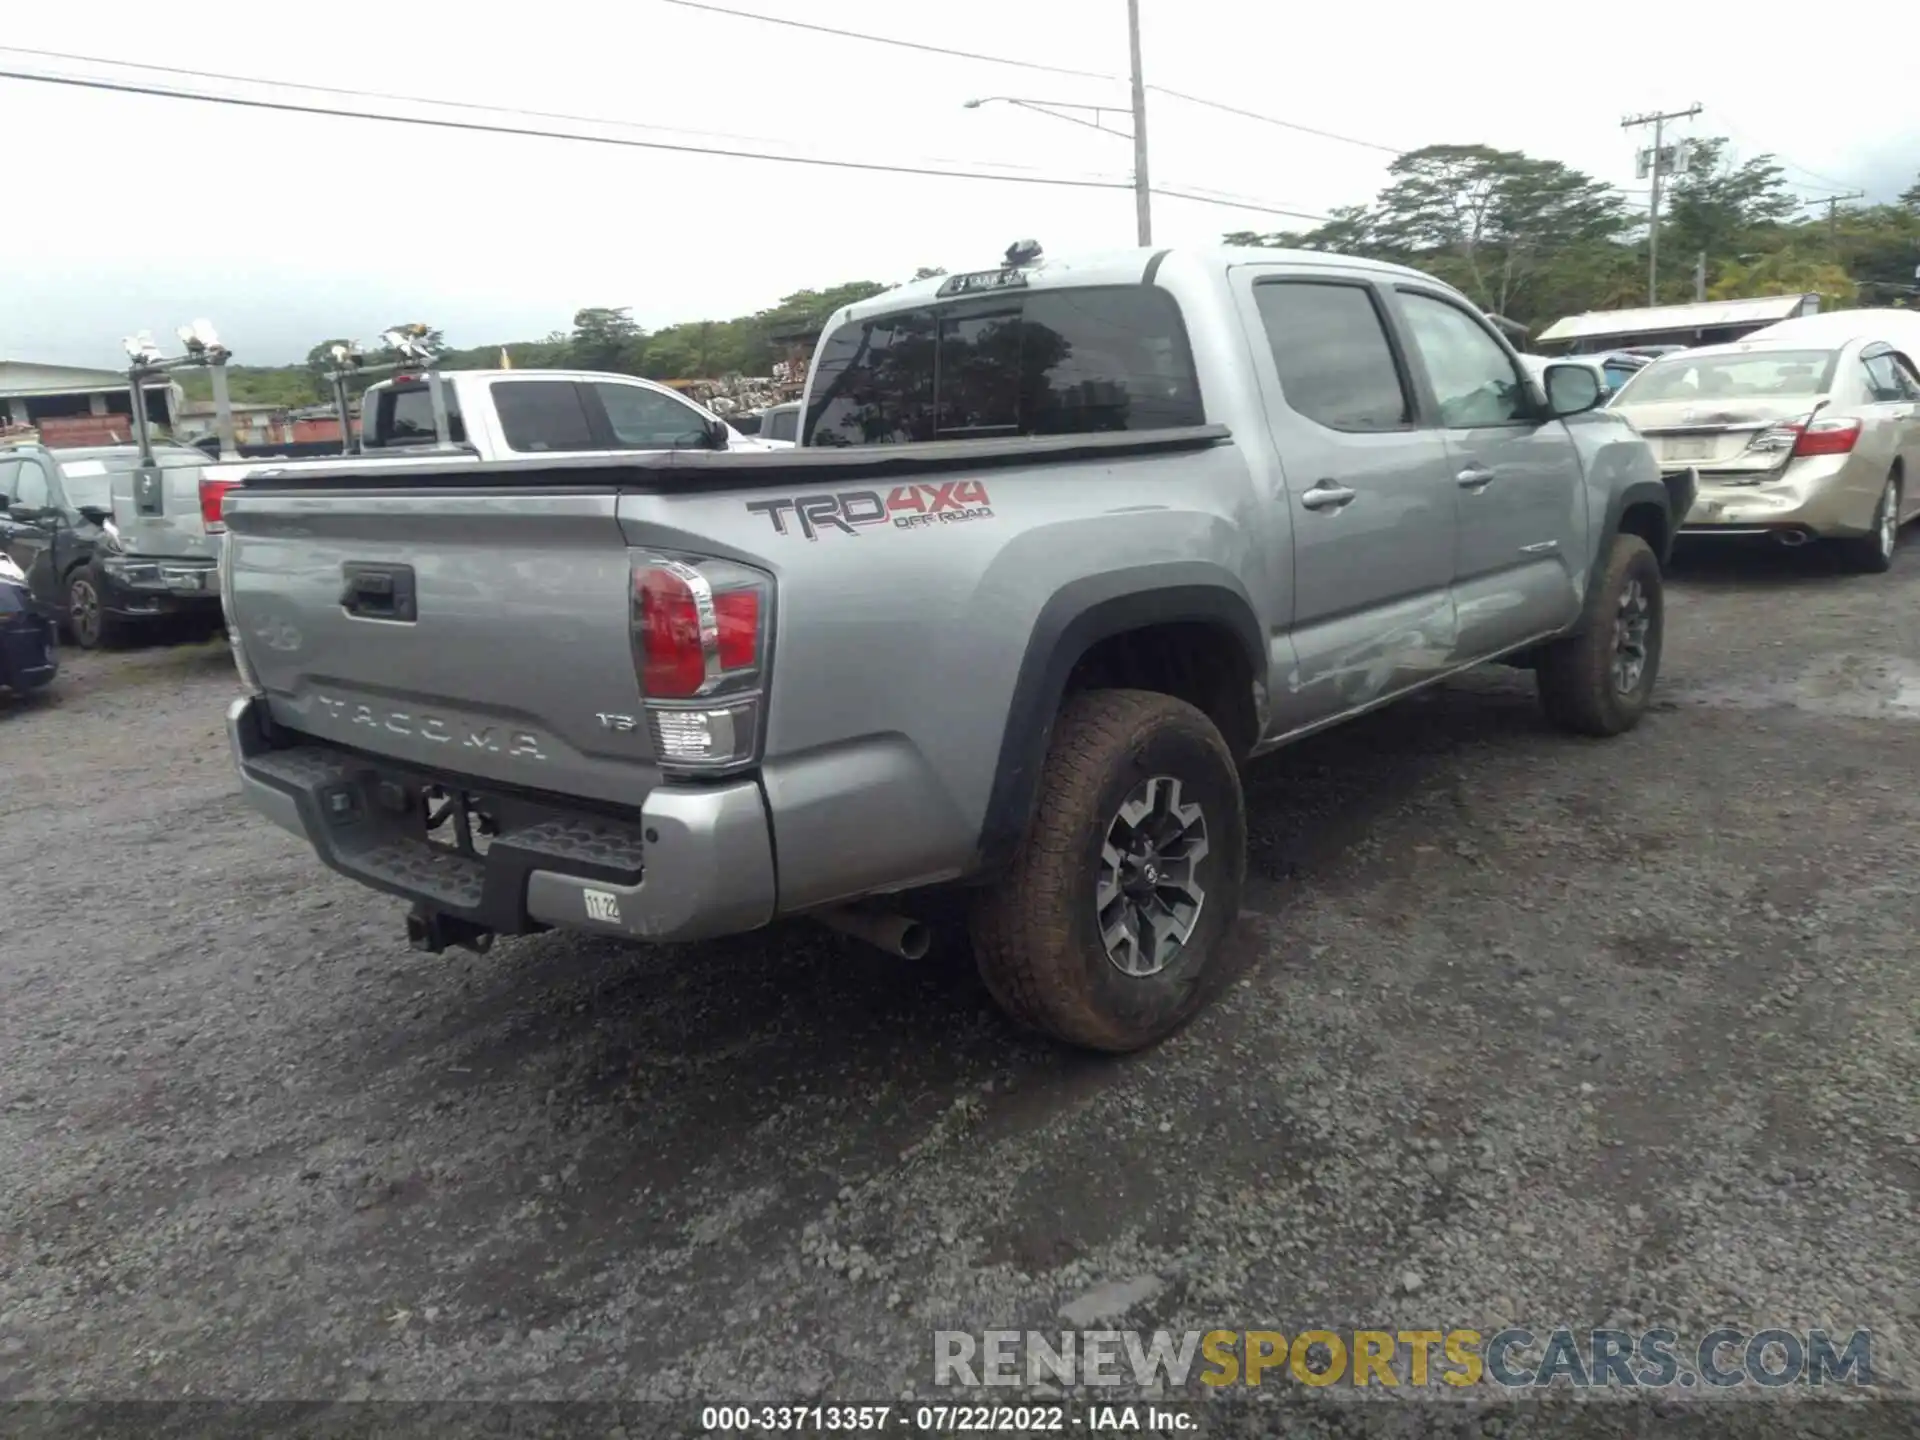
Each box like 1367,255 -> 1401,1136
1535,294 -> 1822,355
0,359 -> 175,445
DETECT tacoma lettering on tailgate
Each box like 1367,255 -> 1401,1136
745,482 -> 993,540
313,696 -> 547,760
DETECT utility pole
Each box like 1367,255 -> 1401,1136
1819,190 -> 1866,254
1622,103 -> 1702,305
1694,251 -> 1707,302
1126,0 -> 1152,246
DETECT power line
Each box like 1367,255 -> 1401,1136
657,0 -> 1406,160
0,60 -> 1328,221
1146,86 -> 1402,155
0,44 -> 1087,179
0,63 -> 1149,190
1153,186 -> 1327,222
653,0 -> 1113,80
1709,115 -> 1865,196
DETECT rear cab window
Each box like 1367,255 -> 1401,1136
804,285 -> 1203,446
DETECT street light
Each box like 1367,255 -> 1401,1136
963,96 -> 1133,139
963,0 -> 1152,246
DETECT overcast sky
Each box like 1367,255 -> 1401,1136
2,0 -> 1913,369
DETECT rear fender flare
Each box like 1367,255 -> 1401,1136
973,563 -> 1266,872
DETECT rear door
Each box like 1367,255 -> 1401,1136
1390,286 -> 1584,659
1237,269 -> 1459,730
1888,352 -> 1920,519
1862,349 -> 1920,506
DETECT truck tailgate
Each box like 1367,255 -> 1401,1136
226,488 -> 658,804
106,455 -> 219,563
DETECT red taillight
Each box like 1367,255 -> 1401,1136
199,477 -> 239,531
1792,417 -> 1862,457
637,567 -> 706,698
715,590 -> 759,670
631,556 -> 773,772
635,564 -> 766,699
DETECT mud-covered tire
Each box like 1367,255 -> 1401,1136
969,689 -> 1246,1053
1536,533 -> 1663,737
1839,474 -> 1900,575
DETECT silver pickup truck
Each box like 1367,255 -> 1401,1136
222,244 -> 1692,1052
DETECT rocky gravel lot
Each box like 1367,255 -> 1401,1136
2,541 -> 1917,1429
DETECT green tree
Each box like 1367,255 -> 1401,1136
1708,248 -> 1859,306
568,306 -> 646,373
1660,138 -> 1800,290
1365,145 -> 1628,314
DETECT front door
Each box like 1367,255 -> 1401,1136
0,458 -> 61,606
1391,287 -> 1585,660
1238,270 -> 1459,733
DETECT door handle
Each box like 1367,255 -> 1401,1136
1457,464 -> 1496,489
1299,480 -> 1356,511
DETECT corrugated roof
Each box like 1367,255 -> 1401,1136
1536,294 -> 1815,344
0,359 -> 146,395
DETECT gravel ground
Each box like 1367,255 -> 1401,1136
2,540 -> 1917,1424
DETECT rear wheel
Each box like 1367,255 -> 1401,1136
969,689 -> 1246,1053
1839,474 -> 1900,574
67,568 -> 130,650
1536,533 -> 1664,737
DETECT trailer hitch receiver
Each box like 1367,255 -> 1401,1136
406,906 -> 495,956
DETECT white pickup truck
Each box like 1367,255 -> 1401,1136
196,368 -> 790,529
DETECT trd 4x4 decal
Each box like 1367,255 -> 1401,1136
745,481 -> 993,540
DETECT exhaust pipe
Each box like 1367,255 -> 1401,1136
817,907 -> 932,959
1775,529 -> 1812,548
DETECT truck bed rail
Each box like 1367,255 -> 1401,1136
236,424 -> 1235,494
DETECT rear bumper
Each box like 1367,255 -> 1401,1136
1675,457 -> 1872,538
100,556 -> 223,617
227,694 -> 776,943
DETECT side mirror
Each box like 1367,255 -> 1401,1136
0,493 -> 10,508
1543,363 -> 1604,418
704,418 -> 730,451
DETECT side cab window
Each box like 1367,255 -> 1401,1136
11,459 -> 51,510
1394,290 -> 1533,427
591,382 -> 713,449
1252,278 -> 1413,432
490,380 -> 598,453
